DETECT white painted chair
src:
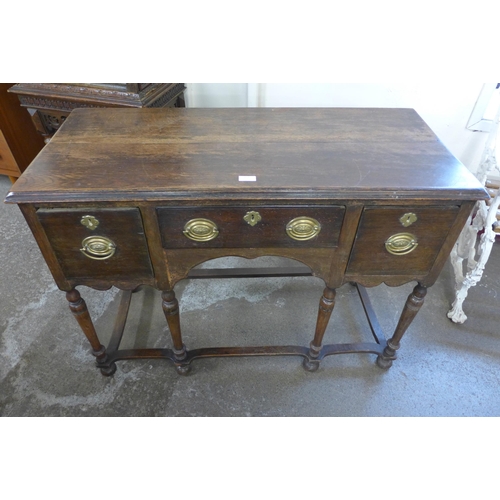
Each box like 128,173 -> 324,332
447,105 -> 500,323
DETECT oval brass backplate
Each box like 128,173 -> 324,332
385,232 -> 418,255
183,218 -> 219,242
286,217 -> 321,241
80,236 -> 116,260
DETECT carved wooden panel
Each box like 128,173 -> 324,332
8,83 -> 186,141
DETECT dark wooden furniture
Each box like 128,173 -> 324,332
0,83 -> 45,182
5,108 -> 488,376
8,83 -> 185,142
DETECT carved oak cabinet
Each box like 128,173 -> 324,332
8,83 -> 186,142
5,108 -> 488,376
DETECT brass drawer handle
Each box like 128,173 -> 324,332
385,232 -> 418,255
183,218 -> 219,242
286,217 -> 321,241
80,236 -> 116,260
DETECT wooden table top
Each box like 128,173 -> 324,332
6,107 -> 488,204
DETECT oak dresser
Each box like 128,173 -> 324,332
5,108 -> 488,376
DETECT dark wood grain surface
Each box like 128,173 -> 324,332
6,108 -> 488,203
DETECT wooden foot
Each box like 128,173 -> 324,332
376,283 -> 427,368
376,345 -> 395,369
162,290 -> 188,366
175,364 -> 191,375
100,363 -> 117,377
66,288 -> 115,375
302,358 -> 320,372
302,287 -> 336,372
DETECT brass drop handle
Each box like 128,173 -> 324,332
385,232 -> 418,255
286,217 -> 321,241
183,218 -> 219,242
80,236 -> 116,260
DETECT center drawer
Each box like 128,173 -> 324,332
157,206 -> 346,249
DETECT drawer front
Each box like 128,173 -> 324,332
346,206 -> 459,275
37,208 -> 153,281
157,206 -> 345,249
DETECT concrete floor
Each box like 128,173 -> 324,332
1,174 -> 499,417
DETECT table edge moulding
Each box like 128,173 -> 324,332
4,107 -> 489,377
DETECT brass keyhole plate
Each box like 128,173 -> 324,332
399,213 -> 417,227
81,215 -> 100,230
243,211 -> 262,226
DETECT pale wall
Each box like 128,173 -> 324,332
184,83 -> 490,174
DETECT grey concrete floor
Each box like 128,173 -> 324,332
1,174 -> 499,417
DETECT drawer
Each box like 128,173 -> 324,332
157,206 -> 346,249
346,206 -> 460,275
37,208 -> 153,281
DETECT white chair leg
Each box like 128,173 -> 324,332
448,194 -> 500,323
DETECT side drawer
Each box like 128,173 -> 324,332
346,206 -> 460,275
157,205 -> 346,249
37,208 -> 153,281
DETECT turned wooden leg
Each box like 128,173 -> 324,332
303,286 -> 336,372
66,288 -> 116,376
377,283 -> 427,369
162,290 -> 190,375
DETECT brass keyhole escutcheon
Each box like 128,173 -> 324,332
81,215 -> 100,230
385,232 -> 418,255
286,217 -> 321,241
80,236 -> 116,260
243,211 -> 262,226
183,218 -> 219,242
399,213 -> 417,227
